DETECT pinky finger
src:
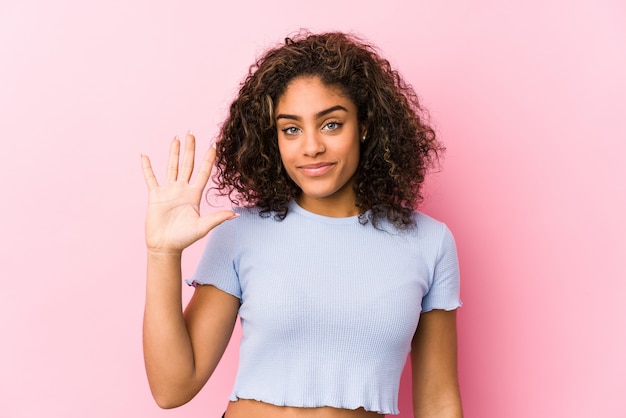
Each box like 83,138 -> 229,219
141,154 -> 159,190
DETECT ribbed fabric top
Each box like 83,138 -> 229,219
187,200 -> 461,415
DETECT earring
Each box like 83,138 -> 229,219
361,135 -> 366,143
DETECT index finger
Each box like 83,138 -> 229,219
192,145 -> 216,189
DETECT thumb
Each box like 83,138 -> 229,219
197,210 -> 239,236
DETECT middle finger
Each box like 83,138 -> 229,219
165,136 -> 180,183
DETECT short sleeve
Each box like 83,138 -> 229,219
185,216 -> 242,299
421,224 -> 462,312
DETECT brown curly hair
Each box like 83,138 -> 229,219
213,30 -> 444,229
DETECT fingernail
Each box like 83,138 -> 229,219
187,129 -> 194,136
210,139 -> 217,149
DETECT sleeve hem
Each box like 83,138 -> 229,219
421,301 -> 463,313
184,279 -> 242,300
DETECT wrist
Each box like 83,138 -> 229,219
145,249 -> 183,287
146,247 -> 183,258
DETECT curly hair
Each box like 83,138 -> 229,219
213,30 -> 444,229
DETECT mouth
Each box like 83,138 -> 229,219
297,162 -> 336,177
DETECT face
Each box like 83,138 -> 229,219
275,76 -> 362,217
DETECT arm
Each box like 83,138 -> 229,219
141,133 -> 239,408
143,255 -> 239,408
411,309 -> 463,418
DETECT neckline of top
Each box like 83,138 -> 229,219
288,200 -> 362,225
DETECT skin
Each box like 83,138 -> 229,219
141,76 -> 462,418
141,136 -> 239,408
275,76 -> 362,217
412,310 -> 463,417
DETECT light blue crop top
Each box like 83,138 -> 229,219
187,200 -> 461,415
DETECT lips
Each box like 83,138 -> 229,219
297,162 -> 336,177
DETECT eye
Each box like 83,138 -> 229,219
281,126 -> 301,136
322,121 -> 342,131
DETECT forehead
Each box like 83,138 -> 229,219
276,76 -> 353,112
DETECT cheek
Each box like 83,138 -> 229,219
344,140 -> 361,164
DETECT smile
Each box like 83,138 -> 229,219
297,162 -> 336,177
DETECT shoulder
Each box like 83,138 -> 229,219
406,212 -> 457,258
413,212 -> 453,238
202,205 -> 271,258
365,211 -> 455,255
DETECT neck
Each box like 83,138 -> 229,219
295,194 -> 359,218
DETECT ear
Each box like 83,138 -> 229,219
360,127 -> 367,143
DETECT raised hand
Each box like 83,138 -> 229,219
141,132 -> 237,254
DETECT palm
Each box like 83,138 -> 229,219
141,134 -> 235,253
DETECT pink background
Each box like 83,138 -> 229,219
1,1 -> 625,417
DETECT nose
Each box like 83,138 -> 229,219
302,130 -> 325,157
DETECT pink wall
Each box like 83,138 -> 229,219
1,1 -> 624,417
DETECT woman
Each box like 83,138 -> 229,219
141,31 -> 462,417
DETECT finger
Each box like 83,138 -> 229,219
141,154 -> 159,190
165,136 -> 180,183
197,210 -> 239,237
192,145 -> 216,189
180,131 -> 195,182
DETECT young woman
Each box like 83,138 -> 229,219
141,31 -> 462,418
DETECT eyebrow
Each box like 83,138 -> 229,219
276,105 -> 349,122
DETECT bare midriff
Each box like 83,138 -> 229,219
224,399 -> 382,418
